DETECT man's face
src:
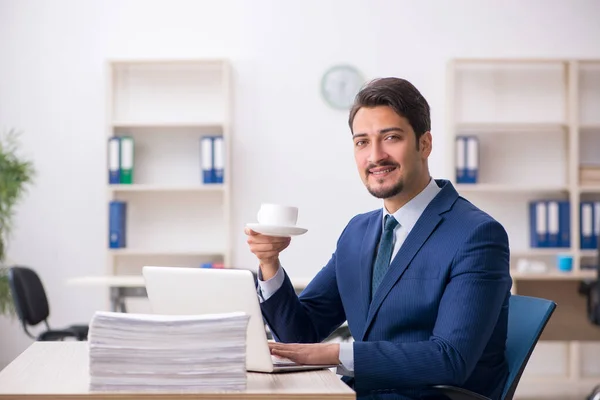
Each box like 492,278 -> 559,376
352,106 -> 430,199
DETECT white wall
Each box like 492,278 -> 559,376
1,0 -> 599,369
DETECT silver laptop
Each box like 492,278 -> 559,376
142,266 -> 338,373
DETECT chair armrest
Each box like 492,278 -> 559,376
431,385 -> 491,400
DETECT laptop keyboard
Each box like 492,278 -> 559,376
271,355 -> 297,366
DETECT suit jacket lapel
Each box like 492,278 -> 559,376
358,209 -> 382,335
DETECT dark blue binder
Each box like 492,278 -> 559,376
455,136 -> 467,184
547,201 -> 559,247
108,137 -> 120,184
558,201 -> 570,248
594,202 -> 600,251
581,201 -> 595,249
109,201 -> 127,248
529,201 -> 547,248
201,136 -> 214,184
464,136 -> 479,184
213,137 -> 224,184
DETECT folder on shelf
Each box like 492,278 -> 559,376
108,137 -> 120,184
201,136 -> 214,184
529,201 -> 547,248
213,136 -> 224,184
581,201 -> 595,249
465,136 -> 479,184
119,136 -> 134,184
558,201 -> 570,248
595,202 -> 600,250
455,136 -> 467,183
547,201 -> 559,247
109,201 -> 127,249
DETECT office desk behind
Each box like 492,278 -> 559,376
67,275 -> 311,312
0,342 -> 355,399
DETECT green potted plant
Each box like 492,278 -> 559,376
0,129 -> 35,317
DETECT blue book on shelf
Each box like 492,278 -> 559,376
108,137 -> 120,184
109,201 -> 127,248
581,201 -> 595,249
455,136 -> 467,183
529,201 -> 548,248
213,136 -> 224,184
547,201 -> 559,247
201,136 -> 214,184
465,136 -> 479,184
558,201 -> 570,248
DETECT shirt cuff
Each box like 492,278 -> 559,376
336,342 -> 354,377
256,264 -> 285,303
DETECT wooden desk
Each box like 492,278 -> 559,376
0,342 -> 354,399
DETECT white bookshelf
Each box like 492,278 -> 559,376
106,59 -> 232,275
448,58 -> 600,395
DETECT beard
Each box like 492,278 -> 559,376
366,179 -> 404,199
364,161 -> 404,198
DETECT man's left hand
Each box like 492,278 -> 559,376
269,342 -> 340,365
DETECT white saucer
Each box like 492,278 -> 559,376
246,223 -> 308,237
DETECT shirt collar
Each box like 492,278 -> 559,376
383,178 -> 441,232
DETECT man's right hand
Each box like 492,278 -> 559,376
245,228 -> 291,280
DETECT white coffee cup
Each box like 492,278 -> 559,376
257,204 -> 298,227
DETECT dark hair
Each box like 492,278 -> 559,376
348,77 -> 431,141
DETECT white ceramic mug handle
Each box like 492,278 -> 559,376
257,209 -> 262,223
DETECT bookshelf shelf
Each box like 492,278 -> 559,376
510,249 -> 572,257
109,249 -> 226,257
109,58 -> 226,67
510,270 -> 596,280
455,122 -> 567,132
112,122 -> 224,131
109,184 -> 226,193
579,185 -> 600,194
455,184 -> 569,193
581,249 -> 599,257
453,58 -> 569,64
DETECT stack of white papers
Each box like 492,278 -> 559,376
88,311 -> 249,392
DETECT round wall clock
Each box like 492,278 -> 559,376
320,65 -> 364,110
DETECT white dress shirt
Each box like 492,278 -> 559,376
257,178 -> 442,376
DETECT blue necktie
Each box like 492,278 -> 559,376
371,215 -> 399,300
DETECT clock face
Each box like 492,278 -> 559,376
320,65 -> 364,110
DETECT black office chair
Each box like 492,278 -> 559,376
8,266 -> 88,341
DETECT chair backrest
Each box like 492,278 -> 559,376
8,266 -> 50,326
502,294 -> 556,400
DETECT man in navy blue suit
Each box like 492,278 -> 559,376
245,78 -> 512,400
